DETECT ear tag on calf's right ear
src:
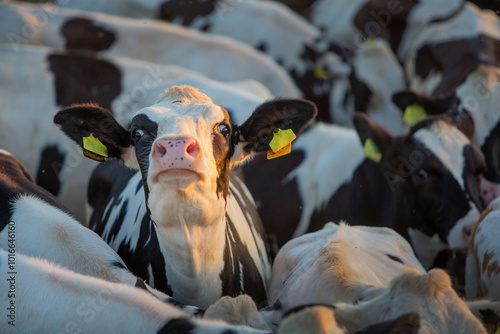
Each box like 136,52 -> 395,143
82,133 -> 108,163
267,128 -> 296,160
404,104 -> 427,126
363,138 -> 382,163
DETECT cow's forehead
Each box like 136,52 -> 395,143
133,100 -> 229,129
413,120 -> 469,187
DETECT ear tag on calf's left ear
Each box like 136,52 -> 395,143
404,104 -> 427,126
267,128 -> 296,160
82,133 -> 108,163
363,138 -> 382,163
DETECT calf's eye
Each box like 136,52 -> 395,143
415,169 -> 429,181
133,129 -> 145,143
217,123 -> 230,136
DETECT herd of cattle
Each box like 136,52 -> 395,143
2,0 -> 500,333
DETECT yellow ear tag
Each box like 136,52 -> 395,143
363,138 -> 382,163
82,133 -> 108,163
403,104 -> 427,126
495,321 -> 500,334
267,128 -> 296,160
314,62 -> 328,80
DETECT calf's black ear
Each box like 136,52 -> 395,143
353,112 -> 393,162
239,98 -> 318,152
54,104 -> 131,161
231,98 -> 317,164
392,90 -> 456,116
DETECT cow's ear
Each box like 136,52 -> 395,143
392,90 -> 456,116
353,112 -> 393,162
230,98 -> 317,165
54,104 -> 136,166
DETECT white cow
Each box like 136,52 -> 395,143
262,222 -> 425,326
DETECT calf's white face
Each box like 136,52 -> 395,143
128,89 -> 239,224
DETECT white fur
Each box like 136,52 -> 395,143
466,201 -> 500,300
0,250 -> 270,334
350,38 -> 407,135
286,123 -> 365,238
0,195 -> 136,285
266,223 -> 425,325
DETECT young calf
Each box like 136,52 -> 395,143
243,113 -> 485,268
262,223 -> 425,326
0,249 -> 272,334
54,85 -> 317,308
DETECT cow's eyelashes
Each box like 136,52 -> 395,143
216,123 -> 231,137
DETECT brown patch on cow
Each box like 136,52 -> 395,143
61,18 -> 116,52
353,0 -> 417,54
48,53 -> 122,110
414,35 -> 500,96
159,0 -> 217,26
482,251 -> 500,278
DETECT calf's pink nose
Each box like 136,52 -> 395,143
153,137 -> 200,169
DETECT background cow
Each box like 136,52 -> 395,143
243,113 -> 485,270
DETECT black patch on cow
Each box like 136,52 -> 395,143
462,144 -> 486,212
88,160 -> 137,214
256,41 -> 268,53
288,45 -> 335,122
36,145 -> 65,196
130,114 -> 159,212
61,18 -> 116,52
134,277 -> 148,290
430,248 -> 467,295
480,120 -> 500,183
468,0 -> 500,14
199,22 -> 212,31
243,150 -> 305,247
354,313 -> 420,334
0,151 -> 72,232
477,308 -> 500,333
353,0 -> 416,54
48,53 -> 122,110
349,69 -> 372,112
157,318 -> 196,334
220,218 -> 268,308
414,35 -> 500,96
110,260 -> 127,270
158,0 -> 217,26
385,253 -> 404,264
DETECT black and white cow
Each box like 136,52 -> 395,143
54,85 -> 317,308
243,113 -> 485,269
0,43 -> 272,222
0,249 -> 272,334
